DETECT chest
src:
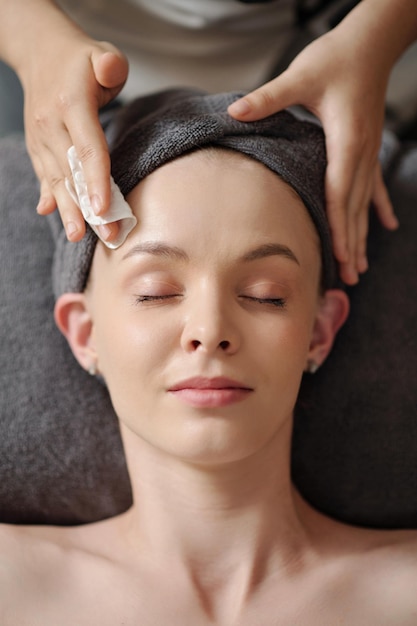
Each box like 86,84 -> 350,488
6,568 -> 416,626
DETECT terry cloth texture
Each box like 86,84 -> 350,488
50,88 -> 334,298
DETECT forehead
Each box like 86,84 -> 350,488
93,149 -> 321,279
131,149 -> 316,235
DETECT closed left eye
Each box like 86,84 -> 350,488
240,296 -> 287,308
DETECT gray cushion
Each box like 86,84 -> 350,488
0,137 -> 131,524
293,135 -> 417,528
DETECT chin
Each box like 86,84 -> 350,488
163,412 -> 280,467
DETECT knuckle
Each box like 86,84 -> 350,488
55,91 -> 74,114
76,143 -> 101,163
77,142 -> 108,168
48,173 -> 64,191
32,109 -> 49,131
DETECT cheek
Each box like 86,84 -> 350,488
259,306 -> 315,350
93,307 -> 177,393
248,310 -> 315,383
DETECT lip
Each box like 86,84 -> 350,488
167,377 -> 253,408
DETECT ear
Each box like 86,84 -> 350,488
307,289 -> 349,369
54,293 -> 96,371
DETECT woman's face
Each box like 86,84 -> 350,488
86,150 -> 325,464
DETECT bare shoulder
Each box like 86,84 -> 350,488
0,522 -> 67,594
0,521 -> 124,626
0,523 -> 34,579
362,527 -> 417,586
356,528 -> 417,623
0,518 -> 117,585
302,499 -> 417,624
0,523 -> 50,625
349,524 -> 417,570
330,524 -> 417,624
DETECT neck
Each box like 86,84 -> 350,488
118,421 -> 314,622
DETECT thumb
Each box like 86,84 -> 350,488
91,44 -> 129,92
228,71 -> 301,121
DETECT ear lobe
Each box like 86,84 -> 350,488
308,289 -> 350,368
54,293 -> 96,371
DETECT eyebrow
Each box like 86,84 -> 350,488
122,241 -> 299,265
122,241 -> 189,262
241,243 -> 300,265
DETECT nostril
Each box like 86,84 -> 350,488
189,339 -> 230,351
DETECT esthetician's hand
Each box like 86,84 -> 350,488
22,34 -> 127,242
0,0 -> 128,241
229,22 -> 399,285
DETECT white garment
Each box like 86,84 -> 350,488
57,0 -> 297,99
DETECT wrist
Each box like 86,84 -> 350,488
335,0 -> 417,69
0,0 -> 85,77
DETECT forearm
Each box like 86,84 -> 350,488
336,0 -> 417,68
0,0 -> 84,77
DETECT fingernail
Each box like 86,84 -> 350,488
229,99 -> 251,117
351,271 -> 359,284
91,194 -> 102,215
66,222 -> 78,240
98,224 -> 112,240
358,257 -> 368,273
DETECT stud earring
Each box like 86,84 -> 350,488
88,363 -> 98,376
306,359 -> 319,374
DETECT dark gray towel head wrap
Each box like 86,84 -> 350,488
51,88 -> 334,297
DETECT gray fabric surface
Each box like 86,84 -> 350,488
0,116 -> 416,527
51,89 -> 335,298
0,137 -> 131,524
293,133 -> 417,528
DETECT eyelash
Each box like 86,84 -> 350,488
134,294 -> 181,303
241,296 -> 287,309
134,294 -> 286,309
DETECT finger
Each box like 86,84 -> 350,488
38,128 -> 121,244
344,161 -> 373,273
38,147 -> 120,244
61,108 -> 119,241
324,124 -> 376,267
92,46 -> 129,94
323,142 -> 353,264
338,260 -> 359,286
39,144 -> 86,241
322,110 -> 367,265
345,197 -> 361,284
372,162 -> 399,230
355,204 -> 370,274
30,154 -> 56,215
228,71 -> 301,121
30,121 -> 86,235
66,102 -> 112,218
97,221 -> 120,243
36,178 -> 56,216
347,150 -> 388,278
55,183 -> 87,242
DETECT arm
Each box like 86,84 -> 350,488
0,0 -> 128,242
229,0 -> 417,284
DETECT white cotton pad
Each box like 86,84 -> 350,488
65,145 -> 137,249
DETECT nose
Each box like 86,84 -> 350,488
180,288 -> 241,356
